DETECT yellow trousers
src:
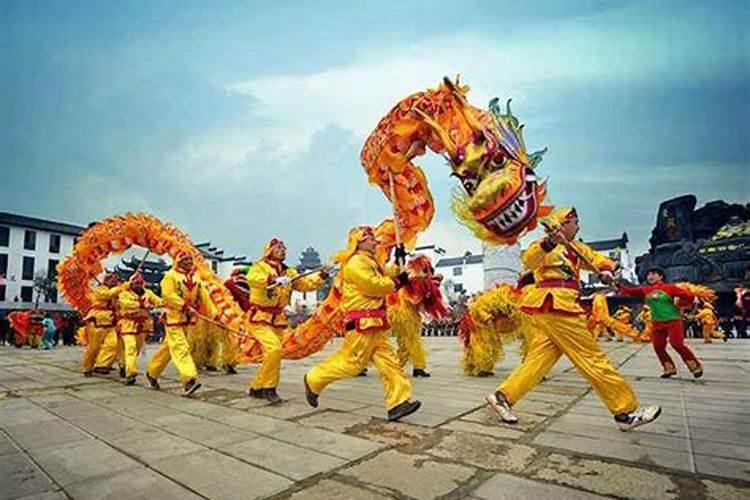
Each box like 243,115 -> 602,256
394,309 -> 427,370
397,333 -> 427,370
222,327 -> 239,367
95,329 -> 123,368
147,342 -> 171,378
147,326 -> 198,384
247,322 -> 283,389
306,330 -> 412,411
122,334 -> 145,378
81,325 -> 113,371
498,312 -> 638,416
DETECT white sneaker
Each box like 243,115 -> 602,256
485,392 -> 518,424
615,405 -> 662,432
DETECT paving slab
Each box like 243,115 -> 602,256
28,439 -> 142,487
427,431 -> 538,472
531,453 -> 681,500
220,435 -> 346,480
152,449 -> 292,499
340,449 -> 476,500
0,451 -> 56,500
472,472 -> 610,499
288,479 -> 391,500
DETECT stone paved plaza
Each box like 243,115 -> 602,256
1,337 -> 749,500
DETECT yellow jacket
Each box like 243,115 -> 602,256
84,283 -> 128,327
117,288 -> 164,334
520,237 -> 615,314
340,252 -> 397,332
246,259 -> 324,327
161,268 -> 216,326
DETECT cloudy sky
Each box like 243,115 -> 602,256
2,0 -> 748,264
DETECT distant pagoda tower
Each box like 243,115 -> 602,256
114,256 -> 169,293
298,247 -> 322,271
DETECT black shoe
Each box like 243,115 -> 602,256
247,388 -> 263,398
660,372 -> 676,379
692,367 -> 704,379
146,372 -> 160,390
205,365 -> 218,372
93,367 -> 110,375
477,371 -> 494,377
224,364 -> 238,375
358,368 -> 368,377
83,370 -> 93,378
264,388 -> 282,405
304,375 -> 318,408
387,400 -> 421,421
119,367 -> 126,378
412,369 -> 431,378
183,379 -> 201,397
125,376 -> 136,386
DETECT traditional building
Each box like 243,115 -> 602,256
580,232 -> 637,290
292,246 -> 330,309
435,251 -> 485,299
0,212 -> 84,311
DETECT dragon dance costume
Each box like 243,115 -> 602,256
245,239 -> 327,404
304,226 -> 421,421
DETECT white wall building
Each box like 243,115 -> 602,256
581,233 -> 637,286
0,212 -> 85,311
435,251 -> 485,300
483,243 -> 522,288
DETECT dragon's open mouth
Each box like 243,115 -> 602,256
478,167 -> 539,237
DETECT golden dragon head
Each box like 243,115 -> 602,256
417,77 -> 550,244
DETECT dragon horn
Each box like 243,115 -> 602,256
412,107 -> 459,162
443,76 -> 483,135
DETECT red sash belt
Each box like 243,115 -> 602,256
86,317 -> 116,328
344,307 -> 389,332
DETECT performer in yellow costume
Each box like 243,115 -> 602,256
304,226 -> 421,421
245,238 -> 328,404
637,305 -> 653,342
117,271 -> 163,386
485,208 -> 661,431
146,251 -> 216,396
81,273 -> 127,377
613,306 -> 634,342
589,294 -> 614,341
695,303 -> 723,343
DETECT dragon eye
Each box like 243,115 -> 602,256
461,176 -> 479,194
451,172 -> 479,195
